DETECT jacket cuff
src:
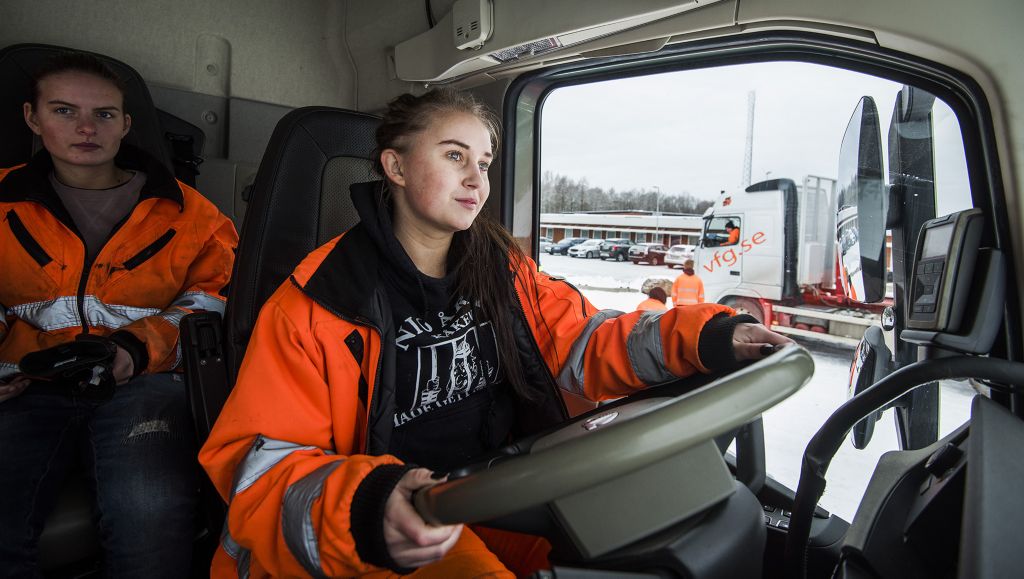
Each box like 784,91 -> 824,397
351,463 -> 415,574
108,330 -> 148,376
697,313 -> 759,372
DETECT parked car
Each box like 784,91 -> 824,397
568,239 -> 603,258
599,238 -> 633,261
538,236 -> 553,253
629,243 -> 668,265
665,244 -> 696,268
547,236 -> 587,255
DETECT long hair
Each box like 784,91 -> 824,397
375,88 -> 538,401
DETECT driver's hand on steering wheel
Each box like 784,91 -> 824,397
731,323 -> 794,361
384,468 -> 464,569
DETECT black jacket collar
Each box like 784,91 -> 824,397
301,222 -> 385,324
0,143 -> 183,209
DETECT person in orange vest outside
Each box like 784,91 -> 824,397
725,221 -> 740,245
637,286 -> 669,311
200,88 -> 792,578
672,258 -> 706,306
0,52 -> 237,577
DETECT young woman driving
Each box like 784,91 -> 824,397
200,88 -> 790,577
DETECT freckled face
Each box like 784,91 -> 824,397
386,112 -> 493,239
23,71 -> 130,171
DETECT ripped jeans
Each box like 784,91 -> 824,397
0,372 -> 197,578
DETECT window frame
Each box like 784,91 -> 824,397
503,30 -> 1018,368
505,31 -> 1021,452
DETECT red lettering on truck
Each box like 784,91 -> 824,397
702,231 -> 767,273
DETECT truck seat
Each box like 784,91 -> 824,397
222,106 -> 381,381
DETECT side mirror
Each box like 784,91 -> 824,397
836,96 -> 888,303
847,325 -> 893,449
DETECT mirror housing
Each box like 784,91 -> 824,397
836,96 -> 888,303
848,325 -> 893,449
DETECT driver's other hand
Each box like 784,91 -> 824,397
732,323 -> 794,361
0,374 -> 30,403
384,468 -> 464,569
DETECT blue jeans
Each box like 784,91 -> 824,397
0,372 -> 198,578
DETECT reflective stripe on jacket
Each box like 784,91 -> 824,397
199,225 -> 734,577
0,147 -> 237,378
672,273 -> 705,306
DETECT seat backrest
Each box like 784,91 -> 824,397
0,43 -> 174,172
224,106 -> 381,380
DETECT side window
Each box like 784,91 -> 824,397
702,217 -> 741,247
533,60 -> 979,521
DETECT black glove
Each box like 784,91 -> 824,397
19,336 -> 118,399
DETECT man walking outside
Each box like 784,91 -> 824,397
672,259 -> 705,306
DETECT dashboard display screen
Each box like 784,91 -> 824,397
922,223 -> 954,259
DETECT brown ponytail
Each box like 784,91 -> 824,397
376,88 -> 536,401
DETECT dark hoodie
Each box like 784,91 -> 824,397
352,182 -> 514,472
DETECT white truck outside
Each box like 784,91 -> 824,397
694,176 -> 882,346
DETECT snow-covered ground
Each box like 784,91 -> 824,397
537,253 -> 976,522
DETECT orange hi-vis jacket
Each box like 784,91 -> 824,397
199,223 -> 741,578
727,228 -> 740,245
672,272 -> 705,306
0,147 -> 237,379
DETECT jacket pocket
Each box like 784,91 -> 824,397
6,210 -> 53,267
123,228 -> 176,270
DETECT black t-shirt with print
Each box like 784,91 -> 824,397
383,270 -> 516,473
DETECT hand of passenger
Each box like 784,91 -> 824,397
384,468 -> 463,569
732,323 -> 794,361
111,346 -> 134,385
0,374 -> 30,403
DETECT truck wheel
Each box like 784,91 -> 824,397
723,296 -> 765,324
616,253 -> 626,262
632,260 -> 640,265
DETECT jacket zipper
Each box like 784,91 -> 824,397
292,278 -> 384,453
76,205 -> 139,335
123,228 -> 176,270
563,279 -> 589,320
5,210 -> 53,267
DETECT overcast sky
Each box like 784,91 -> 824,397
540,61 -> 969,209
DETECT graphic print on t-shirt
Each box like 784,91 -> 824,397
393,298 -> 500,427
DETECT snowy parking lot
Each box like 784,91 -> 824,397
538,253 -> 976,521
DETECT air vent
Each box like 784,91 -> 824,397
453,0 -> 493,50
490,37 -> 562,63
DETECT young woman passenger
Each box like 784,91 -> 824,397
0,52 -> 237,577
200,88 -> 791,577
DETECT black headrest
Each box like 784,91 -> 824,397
0,43 -> 173,172
225,106 -> 381,378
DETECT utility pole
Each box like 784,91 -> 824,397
653,185 -> 661,244
742,90 -> 755,188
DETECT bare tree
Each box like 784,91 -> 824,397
541,172 -> 713,214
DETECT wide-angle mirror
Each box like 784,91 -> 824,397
836,96 -> 887,303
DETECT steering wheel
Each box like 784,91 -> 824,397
414,343 -> 814,559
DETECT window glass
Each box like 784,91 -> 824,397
702,217 -> 741,247
535,60 -> 978,521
